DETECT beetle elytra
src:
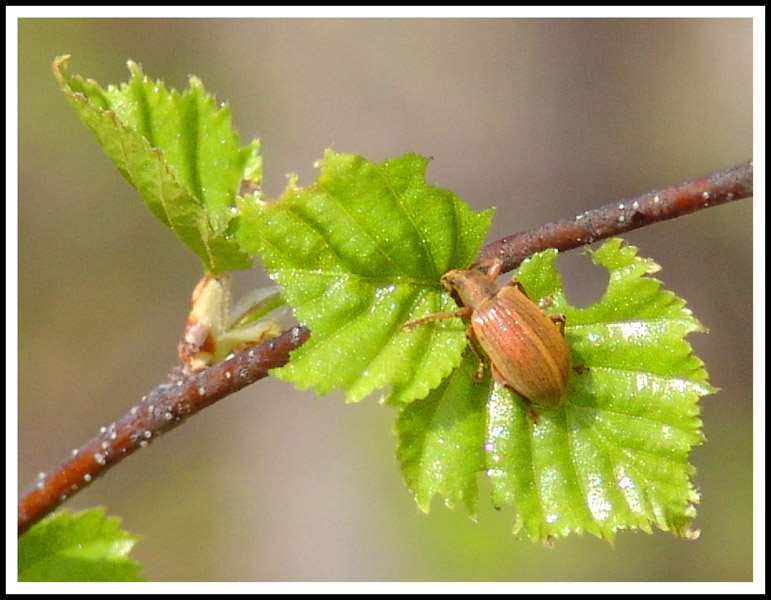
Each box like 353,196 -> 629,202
402,260 -> 570,408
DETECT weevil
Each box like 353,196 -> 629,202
402,259 -> 570,408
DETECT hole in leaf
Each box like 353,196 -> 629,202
556,250 -> 609,308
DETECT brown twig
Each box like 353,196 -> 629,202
18,327 -> 309,535
17,160 -> 753,536
476,160 -> 753,272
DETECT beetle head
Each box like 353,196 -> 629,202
440,268 -> 499,309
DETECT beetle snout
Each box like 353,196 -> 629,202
440,270 -> 461,285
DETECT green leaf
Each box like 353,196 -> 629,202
396,349 -> 490,515
53,55 -> 261,274
18,508 -> 144,582
238,150 -> 494,403
396,239 -> 713,542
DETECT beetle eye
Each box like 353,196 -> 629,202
441,277 -> 460,298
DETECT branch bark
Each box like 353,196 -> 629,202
17,160 -> 753,535
18,327 -> 309,535
475,160 -> 753,272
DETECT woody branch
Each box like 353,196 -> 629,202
18,160 -> 752,535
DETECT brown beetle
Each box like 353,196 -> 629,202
403,260 -> 570,407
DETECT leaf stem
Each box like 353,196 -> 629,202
17,160 -> 752,536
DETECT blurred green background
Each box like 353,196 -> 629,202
17,18 -> 753,581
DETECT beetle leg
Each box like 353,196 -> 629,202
490,361 -> 509,387
510,388 -> 539,422
538,295 -> 554,310
464,326 -> 488,380
401,306 -> 472,331
505,281 -> 567,338
472,258 -> 504,280
504,278 -> 530,297
549,314 -> 566,335
490,365 -> 541,421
